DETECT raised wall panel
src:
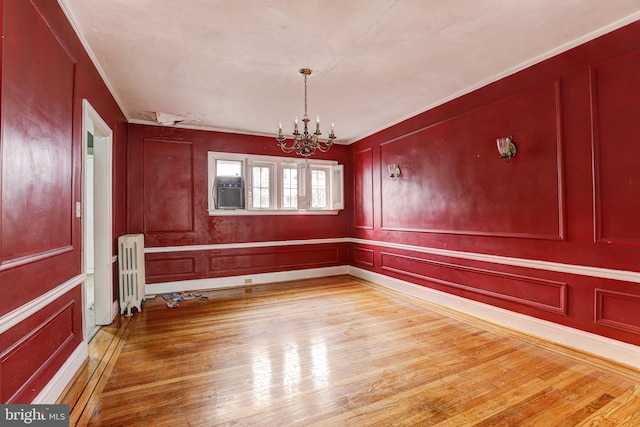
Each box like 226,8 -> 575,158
0,287 -> 82,403
353,247 -> 374,268
591,48 -> 640,246
0,0 -> 75,268
143,139 -> 194,233
381,252 -> 567,314
595,289 -> 640,334
353,148 -> 374,229
209,247 -> 340,274
380,81 -> 564,240
146,256 -> 196,281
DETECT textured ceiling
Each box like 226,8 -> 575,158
59,1 -> 640,143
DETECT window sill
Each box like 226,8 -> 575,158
208,209 -> 340,216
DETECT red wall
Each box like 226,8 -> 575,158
0,0 -> 127,402
126,125 -> 351,283
349,21 -> 640,346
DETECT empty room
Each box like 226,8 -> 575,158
2,1 -> 640,425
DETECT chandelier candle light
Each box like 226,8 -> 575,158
277,68 -> 336,158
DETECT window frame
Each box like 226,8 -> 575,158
208,151 -> 343,216
247,159 -> 277,210
310,165 -> 330,209
280,162 -> 299,210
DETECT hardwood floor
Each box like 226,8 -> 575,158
59,276 -> 640,426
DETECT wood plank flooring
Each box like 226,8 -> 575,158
59,276 -> 640,426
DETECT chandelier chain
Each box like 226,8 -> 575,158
304,73 -> 308,118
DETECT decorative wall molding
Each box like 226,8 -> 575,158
1,0 -> 76,271
351,238 -> 640,284
353,147 -> 375,230
208,247 -> 339,275
380,251 -> 568,314
353,247 -> 375,268
145,265 -> 349,295
595,288 -> 640,334
590,48 -> 640,247
145,238 -> 640,284
143,139 -> 195,233
378,80 -> 564,241
349,267 -> 640,370
32,342 -> 87,404
146,256 -> 197,281
0,246 -> 74,272
0,274 -> 83,334
144,238 -> 348,253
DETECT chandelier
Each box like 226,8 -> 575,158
277,68 -> 336,157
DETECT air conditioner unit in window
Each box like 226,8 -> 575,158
215,176 -> 244,209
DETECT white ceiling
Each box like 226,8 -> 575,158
59,1 -> 640,143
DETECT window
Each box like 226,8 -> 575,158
252,166 -> 270,208
208,152 -> 343,215
311,169 -> 327,208
282,166 -> 298,209
247,160 -> 276,209
216,159 -> 242,177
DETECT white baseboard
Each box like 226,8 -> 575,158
349,267 -> 640,370
144,266 -> 350,295
32,342 -> 88,404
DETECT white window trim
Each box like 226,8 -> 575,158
208,151 -> 343,216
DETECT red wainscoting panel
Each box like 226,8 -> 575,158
144,243 -> 348,283
0,0 -> 75,268
380,252 -> 567,314
353,147 -> 375,230
0,0 -> 81,317
591,47 -> 640,246
380,80 -> 564,240
0,286 -> 82,403
143,139 -> 195,233
209,245 -> 340,275
146,255 -> 197,282
353,247 -> 375,269
595,289 -> 640,335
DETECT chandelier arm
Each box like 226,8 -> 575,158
316,142 -> 332,153
277,138 -> 300,153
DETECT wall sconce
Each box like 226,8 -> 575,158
388,164 -> 401,180
496,136 -> 516,162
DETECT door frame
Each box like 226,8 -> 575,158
82,99 -> 114,336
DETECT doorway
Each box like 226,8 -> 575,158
82,100 -> 114,340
